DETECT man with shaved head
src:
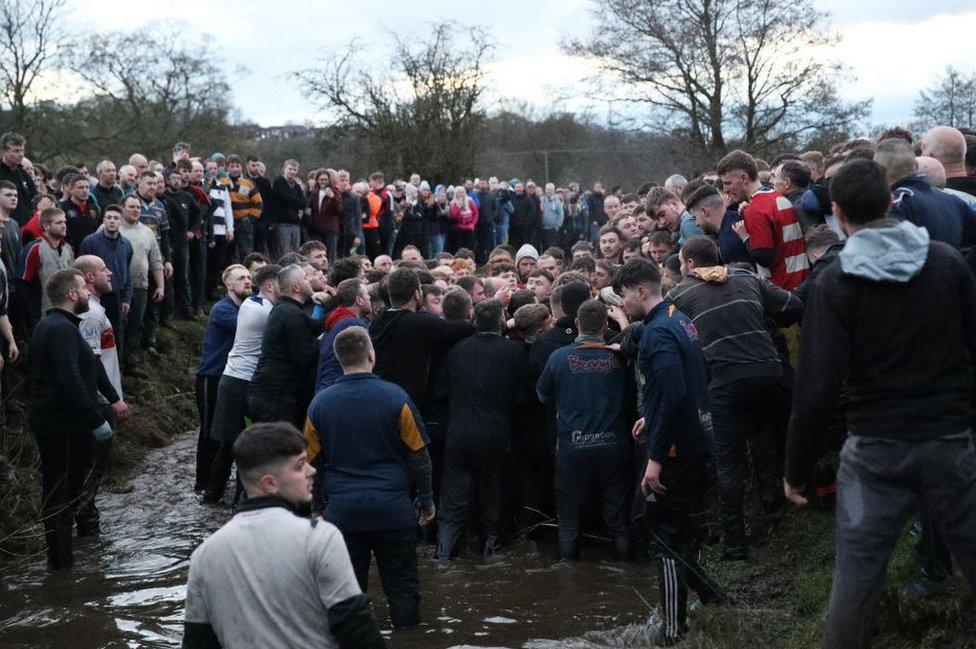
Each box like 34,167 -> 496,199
73,254 -> 130,537
920,155 -> 976,212
921,126 -> 976,198
875,138 -> 976,248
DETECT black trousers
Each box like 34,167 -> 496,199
247,392 -> 304,430
123,288 -> 148,367
75,405 -> 115,536
508,225 -> 528,252
188,237 -> 207,312
475,226 -> 494,266
194,375 -> 220,491
207,236 -> 230,298
100,291 -> 124,362
645,455 -> 726,644
170,237 -> 191,317
555,451 -> 632,560
363,229 -> 381,261
205,375 -> 250,501
343,527 -> 420,629
437,445 -> 507,558
709,375 -> 787,549
144,271 -> 163,343
35,431 -> 95,569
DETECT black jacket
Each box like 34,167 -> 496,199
370,308 -> 474,406
510,192 -> 537,231
249,297 -> 319,404
29,308 -> 118,436
443,333 -> 530,451
476,189 -> 498,232
270,177 -> 308,225
793,242 -> 844,304
785,230 -> 976,486
0,160 -> 36,226
60,198 -> 102,252
248,173 -> 273,221
585,192 -> 607,226
162,188 -> 202,243
668,267 -> 802,387
529,315 -> 577,379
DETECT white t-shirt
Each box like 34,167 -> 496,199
78,294 -> 122,402
184,504 -> 361,649
223,295 -> 274,381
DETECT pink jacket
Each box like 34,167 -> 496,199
449,198 -> 479,232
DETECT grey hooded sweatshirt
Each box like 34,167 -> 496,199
785,219 -> 976,486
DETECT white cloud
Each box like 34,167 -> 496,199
42,0 -> 976,128
832,10 -> 976,125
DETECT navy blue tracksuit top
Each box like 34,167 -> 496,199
637,301 -> 713,462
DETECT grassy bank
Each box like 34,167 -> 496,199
0,316 -> 205,559
684,505 -> 976,648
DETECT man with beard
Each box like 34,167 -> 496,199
203,263 -> 281,505
29,269 -> 127,569
194,264 -> 250,492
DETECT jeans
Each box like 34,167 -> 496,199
321,232 -> 339,263
234,216 -> 254,260
555,451 -> 632,560
275,223 -> 301,256
35,431 -> 95,569
194,374 -> 221,491
427,233 -> 444,258
123,288 -> 148,367
709,375 -> 788,551
343,527 -> 421,629
824,432 -> 976,649
493,216 -> 509,247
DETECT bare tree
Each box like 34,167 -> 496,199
293,22 -> 492,180
913,66 -> 976,132
0,0 -> 68,132
68,22 -> 235,159
563,0 -> 870,156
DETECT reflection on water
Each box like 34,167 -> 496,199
0,432 -> 654,648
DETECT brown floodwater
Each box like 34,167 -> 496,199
0,432 -> 659,648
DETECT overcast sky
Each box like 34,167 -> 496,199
80,0 -> 976,130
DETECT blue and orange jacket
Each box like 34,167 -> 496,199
305,372 -> 429,530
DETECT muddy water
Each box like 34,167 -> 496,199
0,432 -> 655,648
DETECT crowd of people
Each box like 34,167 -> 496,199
17,123 -> 976,649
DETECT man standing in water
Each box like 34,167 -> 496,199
616,258 -> 727,645
305,326 -> 435,630
183,422 -> 384,648
30,269 -> 126,569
